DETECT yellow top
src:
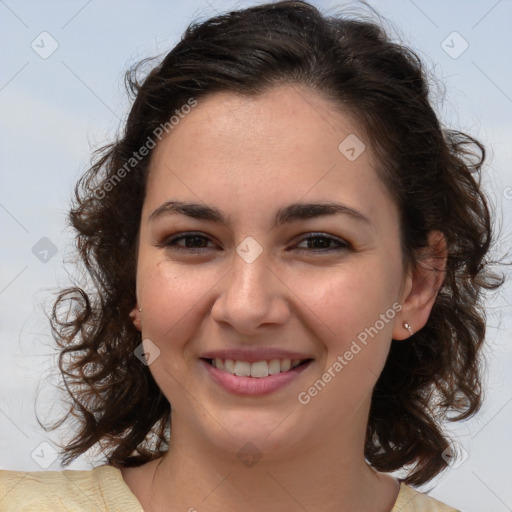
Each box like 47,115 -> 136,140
0,465 -> 460,511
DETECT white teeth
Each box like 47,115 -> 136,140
250,361 -> 269,378
280,359 -> 291,372
268,359 -> 281,375
234,361 -> 251,376
211,358 -> 307,377
224,359 -> 235,373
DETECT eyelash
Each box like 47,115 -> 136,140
161,232 -> 350,254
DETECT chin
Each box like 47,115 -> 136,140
195,409 -> 305,461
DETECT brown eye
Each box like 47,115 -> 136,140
294,233 -> 350,253
163,232 -> 217,250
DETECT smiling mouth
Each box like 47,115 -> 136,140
202,357 -> 313,378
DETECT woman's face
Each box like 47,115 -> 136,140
134,85 -> 411,458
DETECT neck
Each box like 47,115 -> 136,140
145,409 -> 398,512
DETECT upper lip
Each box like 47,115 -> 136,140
200,349 -> 313,363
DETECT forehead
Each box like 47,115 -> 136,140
145,85 -> 395,225
151,85 -> 366,165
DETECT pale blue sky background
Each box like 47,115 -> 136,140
1,1 -> 511,510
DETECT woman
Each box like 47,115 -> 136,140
0,1 -> 501,510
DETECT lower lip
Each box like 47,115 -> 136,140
201,359 -> 313,396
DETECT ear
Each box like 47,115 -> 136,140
393,230 -> 447,340
129,304 -> 142,331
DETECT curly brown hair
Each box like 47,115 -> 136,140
41,0 -> 503,486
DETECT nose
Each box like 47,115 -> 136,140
210,249 -> 291,336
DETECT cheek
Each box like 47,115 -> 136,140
135,259 -> 220,404
310,258 -> 402,362
137,259 -> 217,353
298,264 -> 402,417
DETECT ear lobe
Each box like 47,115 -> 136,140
393,230 -> 447,340
129,305 -> 142,331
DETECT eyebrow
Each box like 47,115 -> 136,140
148,200 -> 373,228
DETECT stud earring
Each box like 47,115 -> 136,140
138,307 -> 142,312
403,322 -> 413,337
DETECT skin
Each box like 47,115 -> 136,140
121,84 -> 446,512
